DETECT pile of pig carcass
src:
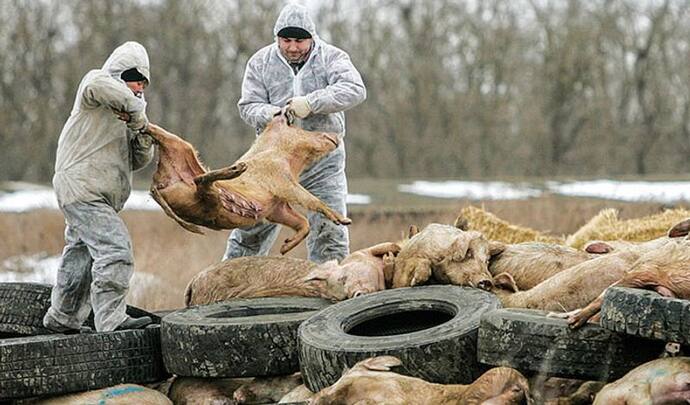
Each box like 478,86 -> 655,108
159,208 -> 689,404
38,114 -> 690,403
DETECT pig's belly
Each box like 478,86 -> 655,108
157,183 -> 219,226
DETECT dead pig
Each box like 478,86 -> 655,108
185,242 -> 399,306
233,373 -> 303,404
491,249 -> 642,312
168,376 -> 250,405
593,357 -> 690,404
311,356 -> 532,405
488,242 -> 594,290
563,238 -> 690,328
146,110 -> 350,254
34,384 -> 172,405
392,223 -> 499,290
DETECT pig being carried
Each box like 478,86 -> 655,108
145,110 -> 351,254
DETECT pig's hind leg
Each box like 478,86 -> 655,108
268,202 -> 310,255
194,162 -> 247,186
280,183 -> 351,225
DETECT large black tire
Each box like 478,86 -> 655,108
161,297 -> 332,378
0,282 -> 52,335
601,287 -> 690,344
477,308 -> 664,381
0,325 -> 167,400
298,285 -> 501,392
0,282 -> 161,336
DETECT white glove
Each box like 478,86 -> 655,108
134,132 -> 153,148
268,105 -> 282,119
287,96 -> 311,119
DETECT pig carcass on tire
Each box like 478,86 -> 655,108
160,297 -> 332,378
600,286 -> 690,345
298,285 -> 501,392
0,325 -> 167,401
0,282 -> 161,337
477,308 -> 664,381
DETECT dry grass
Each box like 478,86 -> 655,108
0,194 -> 681,311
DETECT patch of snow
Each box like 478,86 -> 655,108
547,180 -> 690,203
0,253 -> 60,284
0,188 -> 372,211
399,180 -> 542,200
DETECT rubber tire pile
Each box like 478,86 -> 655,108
0,282 -> 167,400
1,282 -> 680,402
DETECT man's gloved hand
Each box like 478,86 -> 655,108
127,112 -> 149,132
268,105 -> 282,118
113,109 -> 148,131
133,131 -> 153,148
287,96 -> 311,119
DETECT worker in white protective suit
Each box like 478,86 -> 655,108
44,41 -> 155,333
223,2 -> 367,263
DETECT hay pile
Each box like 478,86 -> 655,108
454,206 -> 564,244
565,208 -> 690,249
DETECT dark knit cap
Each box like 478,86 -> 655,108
277,26 -> 312,39
120,67 -> 147,82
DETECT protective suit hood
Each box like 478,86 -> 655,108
273,3 -> 317,39
102,41 -> 151,85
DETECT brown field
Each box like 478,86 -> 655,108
0,195 -> 678,311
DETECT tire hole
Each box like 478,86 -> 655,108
346,309 -> 454,337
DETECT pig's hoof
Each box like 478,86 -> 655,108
546,311 -> 569,319
338,217 -> 352,225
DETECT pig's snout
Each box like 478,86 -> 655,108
233,389 -> 248,403
477,279 -> 493,291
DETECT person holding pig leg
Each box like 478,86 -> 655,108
223,2 -> 366,263
43,41 -> 155,333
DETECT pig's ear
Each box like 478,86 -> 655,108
489,240 -> 506,256
454,216 -> 469,231
584,241 -> 614,254
361,356 -> 402,371
668,218 -> 690,238
493,272 -> 518,292
303,261 -> 338,282
447,236 -> 471,262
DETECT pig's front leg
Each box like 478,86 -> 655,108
267,202 -> 310,254
280,183 -> 352,225
194,162 -> 247,185
365,242 -> 401,257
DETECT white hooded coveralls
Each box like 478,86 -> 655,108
224,3 -> 366,263
44,41 -> 153,332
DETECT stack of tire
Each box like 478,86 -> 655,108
158,285 -> 502,402
0,282 -> 167,401
477,287 -> 682,384
166,284 -> 647,399
17,279 -> 670,403
292,285 -> 676,399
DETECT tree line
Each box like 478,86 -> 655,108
1,0 -> 688,183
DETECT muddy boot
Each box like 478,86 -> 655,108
115,316 -> 153,331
